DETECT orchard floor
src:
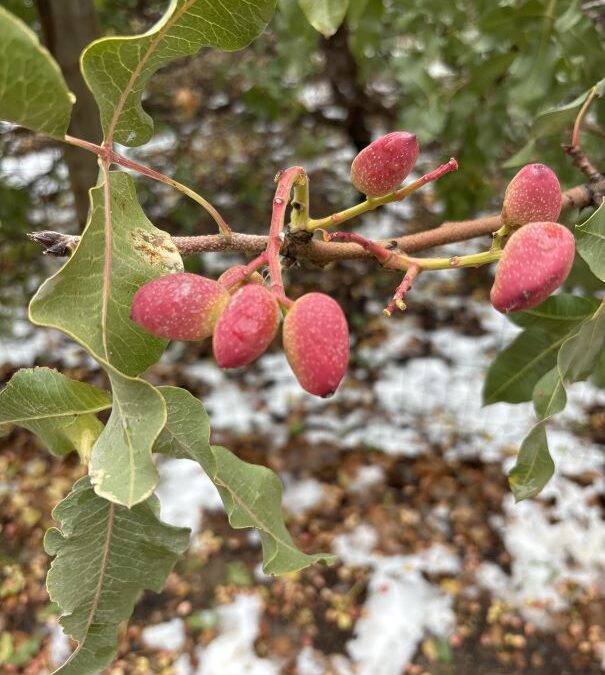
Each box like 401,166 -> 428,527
2,242 -> 605,675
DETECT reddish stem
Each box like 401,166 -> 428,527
324,231 -> 392,264
390,158 -> 458,201
267,166 -> 307,298
384,264 -> 421,316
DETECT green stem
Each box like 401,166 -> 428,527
301,158 -> 458,232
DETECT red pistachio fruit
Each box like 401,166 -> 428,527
218,265 -> 264,294
350,131 -> 419,198
283,292 -> 349,397
490,222 -> 575,314
501,163 -> 561,229
213,284 -> 280,368
131,272 -> 229,341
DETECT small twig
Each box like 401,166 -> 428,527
384,265 -> 421,316
562,87 -> 604,183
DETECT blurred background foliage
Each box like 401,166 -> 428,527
1,0 -> 604,326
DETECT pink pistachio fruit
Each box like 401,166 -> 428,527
130,272 -> 230,341
350,131 -> 419,198
501,163 -> 561,229
213,284 -> 280,368
283,292 -> 349,397
490,222 -> 575,314
218,265 -> 264,294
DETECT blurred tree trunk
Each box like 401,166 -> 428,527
35,0 -> 102,229
321,23 -> 373,153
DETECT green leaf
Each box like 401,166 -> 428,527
576,201 -> 605,282
154,386 -> 336,574
558,305 -> 605,383
508,423 -> 554,501
89,371 -> 165,507
46,477 -> 189,675
29,171 -> 180,506
29,171 -> 182,377
0,368 -> 110,457
502,139 -> 537,169
531,78 -> 605,139
298,0 -> 349,37
508,294 -> 600,332
0,6 -> 73,137
81,0 -> 277,145
483,329 -> 569,404
533,367 -> 566,420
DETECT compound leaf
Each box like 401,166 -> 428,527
46,477 -> 189,675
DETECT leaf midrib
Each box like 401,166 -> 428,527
486,333 -> 568,403
105,0 -> 198,143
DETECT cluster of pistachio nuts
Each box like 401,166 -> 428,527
130,131 -> 575,397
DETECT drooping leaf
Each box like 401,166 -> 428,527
576,201 -> 605,282
508,423 -> 554,502
45,477 -> 189,675
89,371 -> 166,507
154,386 -> 336,573
558,305 -> 605,383
81,0 -> 277,145
0,368 -> 110,457
298,0 -> 349,37
0,6 -> 73,137
533,367 -> 567,420
29,171 -> 182,377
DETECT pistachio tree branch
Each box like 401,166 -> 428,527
29,179 -> 605,264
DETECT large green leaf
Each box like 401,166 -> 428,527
154,386 -> 336,573
29,171 -> 182,377
508,423 -> 554,502
576,201 -> 605,282
45,477 -> 189,675
89,372 -> 165,507
0,6 -> 73,137
298,0 -> 349,37
29,171 -> 181,506
0,368 -> 110,457
81,0 -> 276,145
